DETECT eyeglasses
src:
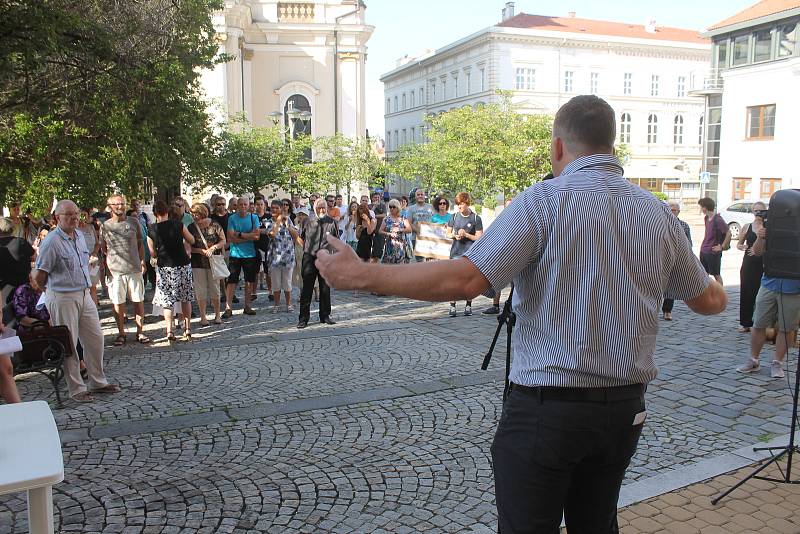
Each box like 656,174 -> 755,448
438,202 -> 448,206
282,203 -> 290,207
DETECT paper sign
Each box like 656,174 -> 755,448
415,223 -> 453,260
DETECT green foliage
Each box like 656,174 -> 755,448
0,0 -> 224,213
652,191 -> 669,201
390,94 -> 552,202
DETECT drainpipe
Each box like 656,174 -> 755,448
334,3 -> 362,134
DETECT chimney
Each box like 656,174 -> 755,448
502,2 -> 515,21
645,18 -> 657,33
568,11 -> 576,18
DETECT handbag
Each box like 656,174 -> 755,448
15,321 -> 73,366
198,224 -> 230,280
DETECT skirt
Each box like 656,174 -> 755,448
153,265 -> 195,309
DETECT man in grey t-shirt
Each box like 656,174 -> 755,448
100,195 -> 148,345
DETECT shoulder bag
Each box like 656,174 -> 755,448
198,224 -> 230,280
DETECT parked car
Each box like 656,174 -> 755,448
720,201 -> 768,240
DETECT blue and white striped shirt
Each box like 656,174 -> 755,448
465,154 -> 709,387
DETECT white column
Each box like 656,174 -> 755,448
339,55 -> 358,137
243,50 -> 253,123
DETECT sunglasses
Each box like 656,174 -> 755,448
439,202 -> 448,206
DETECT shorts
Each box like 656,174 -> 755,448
699,251 -> 722,276
108,272 -> 145,305
227,256 -> 259,284
270,265 -> 293,292
753,287 -> 800,331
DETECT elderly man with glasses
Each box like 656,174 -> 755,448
296,199 -> 338,329
33,200 -> 121,403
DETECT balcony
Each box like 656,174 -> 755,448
278,2 -> 315,23
688,68 -> 724,96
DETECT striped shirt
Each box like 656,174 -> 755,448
464,154 -> 709,387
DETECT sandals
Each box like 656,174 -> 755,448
113,334 -> 126,346
212,318 -> 223,325
167,333 -> 177,342
199,320 -> 210,327
738,326 -> 751,333
137,334 -> 151,344
90,384 -> 121,394
72,391 -> 94,403
180,332 -> 192,342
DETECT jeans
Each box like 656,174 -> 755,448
491,384 -> 645,533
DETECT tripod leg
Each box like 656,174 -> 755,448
711,448 -> 790,505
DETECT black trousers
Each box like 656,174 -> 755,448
299,253 -> 331,322
662,298 -> 674,313
739,255 -> 763,327
491,384 -> 645,534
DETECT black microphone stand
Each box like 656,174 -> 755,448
482,286 -> 515,401
712,342 -> 800,504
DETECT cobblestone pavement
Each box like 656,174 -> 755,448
3,253 -> 799,532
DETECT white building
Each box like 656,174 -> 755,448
194,0 -> 374,198
381,4 -> 711,200
697,0 -> 799,206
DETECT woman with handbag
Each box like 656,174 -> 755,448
189,203 -> 227,326
147,200 -> 196,341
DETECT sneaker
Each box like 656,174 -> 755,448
736,358 -> 760,374
286,305 -> 294,313
482,305 -> 500,315
464,305 -> 472,316
771,360 -> 785,379
449,305 -> 457,317
243,308 -> 257,316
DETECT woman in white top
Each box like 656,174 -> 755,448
341,201 -> 359,251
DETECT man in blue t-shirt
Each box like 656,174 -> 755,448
224,197 -> 261,318
736,223 -> 800,378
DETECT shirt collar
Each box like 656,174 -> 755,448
53,226 -> 76,241
560,154 -> 624,178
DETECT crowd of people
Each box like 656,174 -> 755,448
0,187 -> 496,403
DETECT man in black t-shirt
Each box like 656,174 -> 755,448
369,191 -> 386,262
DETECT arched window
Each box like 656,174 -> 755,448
647,114 -> 658,144
698,115 -> 704,145
285,94 -> 312,159
619,113 -> 631,143
673,115 -> 684,145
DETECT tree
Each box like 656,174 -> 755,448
0,0 -> 224,213
390,94 -> 552,204
312,134 -> 386,196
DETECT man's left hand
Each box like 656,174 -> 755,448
711,244 -> 722,253
316,235 -> 364,290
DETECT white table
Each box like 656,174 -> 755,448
0,401 -> 64,534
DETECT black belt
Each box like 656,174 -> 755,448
510,383 -> 645,403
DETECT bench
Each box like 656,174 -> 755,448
12,336 -> 69,405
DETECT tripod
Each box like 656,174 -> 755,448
711,343 -> 800,505
482,287 -> 515,401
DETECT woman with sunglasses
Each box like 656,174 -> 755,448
431,196 -> 451,224
267,199 -> 299,313
379,199 -> 412,264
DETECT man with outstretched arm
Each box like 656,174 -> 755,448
316,95 -> 727,533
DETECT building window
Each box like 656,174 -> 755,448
401,129 -> 407,146
563,70 -> 574,93
677,76 -> 686,97
410,91 -> 415,108
441,80 -> 447,101
590,72 -> 599,94
715,40 -> 729,68
647,114 -> 658,144
732,178 -> 752,201
761,178 -> 782,199
386,98 -> 390,114
650,75 -> 659,96
393,96 -> 398,112
410,127 -> 415,144
394,130 -> 399,149
465,71 -> 472,94
746,104 -> 776,139
385,131 -> 391,151
673,115 -> 684,145
401,93 -> 406,110
698,115 -> 704,145
623,72 -> 632,95
733,34 -> 749,65
753,29 -> 773,62
515,67 -> 536,90
431,83 -> 436,103
419,88 -> 424,105
619,113 -> 631,143
479,68 -> 485,92
779,22 -> 798,57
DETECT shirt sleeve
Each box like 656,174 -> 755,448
34,235 -> 56,274
664,214 -> 709,301
463,190 -> 545,292
474,215 -> 484,232
715,215 -> 728,238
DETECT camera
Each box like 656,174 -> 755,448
754,209 -> 768,222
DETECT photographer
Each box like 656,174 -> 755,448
316,95 -> 727,532
736,214 -> 800,378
